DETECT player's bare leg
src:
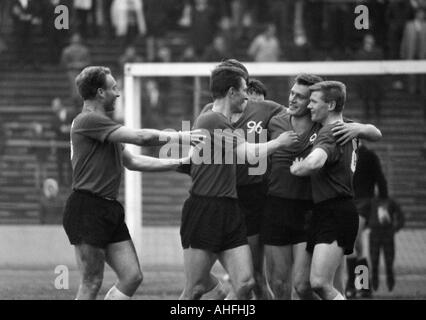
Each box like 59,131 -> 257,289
264,245 -> 293,300
180,248 -> 218,300
310,242 -> 345,300
247,234 -> 271,299
219,245 -> 255,300
74,244 -> 106,300
104,240 -> 143,299
334,256 -> 346,296
292,243 -> 317,300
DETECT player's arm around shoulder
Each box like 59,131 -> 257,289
122,148 -> 188,172
332,121 -> 382,145
290,148 -> 328,177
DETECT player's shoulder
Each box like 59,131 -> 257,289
200,103 -> 214,115
195,110 -> 230,129
73,111 -> 115,128
269,108 -> 290,124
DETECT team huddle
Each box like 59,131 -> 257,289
63,59 -> 381,300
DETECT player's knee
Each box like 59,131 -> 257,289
188,283 -> 209,300
234,276 -> 255,299
269,277 -> 290,297
123,269 -> 143,288
310,276 -> 328,296
82,274 -> 103,293
294,280 -> 312,298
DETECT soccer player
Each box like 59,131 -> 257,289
264,75 -> 382,300
179,64 -> 298,300
247,79 -> 268,102
199,65 -> 284,299
63,66 -> 204,300
290,81 -> 361,300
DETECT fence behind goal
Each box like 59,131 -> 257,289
122,61 -> 426,297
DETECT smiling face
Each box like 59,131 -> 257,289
230,77 -> 249,113
288,83 -> 311,117
308,91 -> 331,124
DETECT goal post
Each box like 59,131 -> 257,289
123,60 -> 426,261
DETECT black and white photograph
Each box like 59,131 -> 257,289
0,0 -> 425,305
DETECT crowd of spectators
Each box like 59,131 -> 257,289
0,0 -> 424,68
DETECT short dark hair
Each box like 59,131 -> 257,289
75,66 -> 112,100
210,65 -> 246,100
295,73 -> 324,87
309,81 -> 347,112
217,59 -> 249,81
247,79 -> 267,98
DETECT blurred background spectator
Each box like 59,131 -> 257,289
73,0 -> 94,39
188,0 -> 216,58
346,139 -> 389,299
248,23 -> 281,62
369,197 -> 405,293
11,0 -> 42,69
50,98 -> 74,188
41,0 -> 69,66
39,178 -> 64,225
30,122 -> 51,190
354,34 -> 384,121
60,33 -> 91,108
202,35 -> 232,62
111,0 -> 146,49
401,8 -> 426,94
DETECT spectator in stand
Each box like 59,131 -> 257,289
346,140 -> 388,299
144,0 -> 173,61
96,0 -> 114,37
41,0 -> 69,65
248,23 -> 281,62
111,0 -> 146,49
60,33 -> 91,107
401,8 -> 426,94
354,34 -> 384,121
386,0 -> 413,60
188,0 -> 216,58
51,98 -> 74,188
39,178 -> 64,225
216,16 -> 238,59
73,0 -> 94,39
369,198 -> 405,293
118,45 -> 144,73
180,45 -> 198,62
10,0 -> 42,68
31,122 -> 51,190
287,32 -> 313,61
202,35 -> 232,62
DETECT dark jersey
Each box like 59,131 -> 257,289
311,123 -> 358,204
71,111 -> 123,199
267,112 -> 322,200
201,100 -> 283,186
190,110 -> 245,198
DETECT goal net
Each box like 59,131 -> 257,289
123,61 -> 426,279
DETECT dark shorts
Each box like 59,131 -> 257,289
261,196 -> 313,246
180,195 -> 248,253
307,198 -> 359,256
355,198 -> 372,223
63,190 -> 131,249
237,183 -> 267,237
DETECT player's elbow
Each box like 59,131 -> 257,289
363,125 -> 382,142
